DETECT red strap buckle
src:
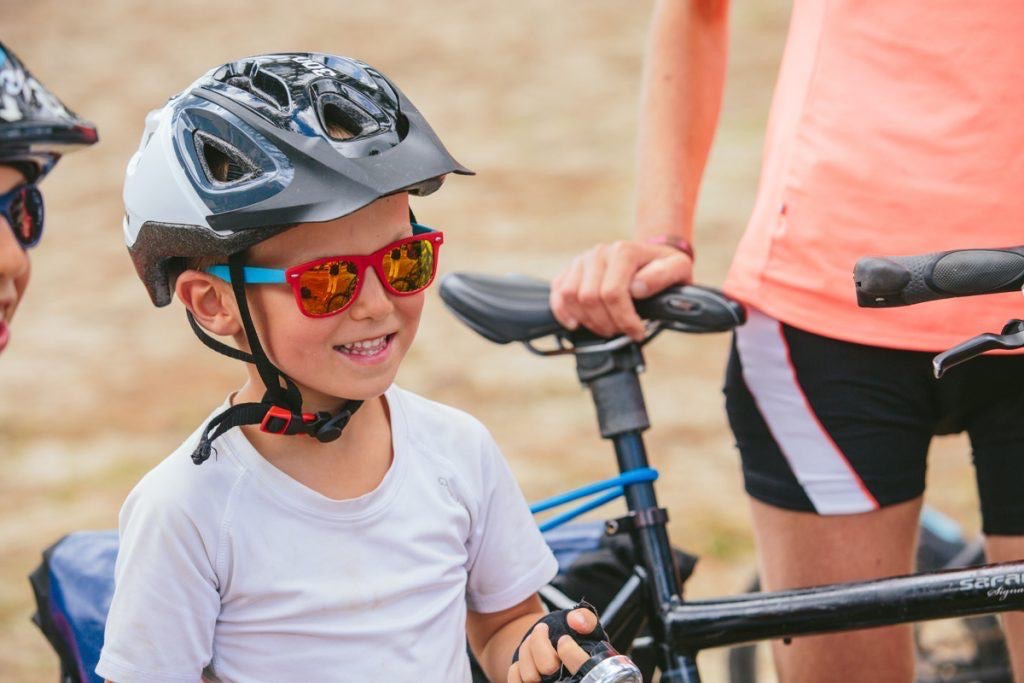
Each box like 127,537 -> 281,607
260,406 -> 316,435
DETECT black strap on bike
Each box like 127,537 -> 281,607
187,252 -> 362,465
512,601 -> 614,683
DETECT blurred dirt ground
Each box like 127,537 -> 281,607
0,1 -> 981,680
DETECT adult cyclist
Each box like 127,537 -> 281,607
0,41 -> 98,357
550,3 -> 1024,681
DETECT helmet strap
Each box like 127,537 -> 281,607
186,251 -> 362,465
227,251 -> 301,410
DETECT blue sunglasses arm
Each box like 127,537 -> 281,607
206,265 -> 287,284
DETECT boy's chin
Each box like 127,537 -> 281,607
295,377 -> 394,406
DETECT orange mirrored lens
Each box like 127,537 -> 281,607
297,259 -> 359,315
293,237 -> 437,316
382,238 -> 435,293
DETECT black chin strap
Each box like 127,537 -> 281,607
188,252 -> 362,465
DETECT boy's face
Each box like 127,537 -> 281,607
0,164 -> 31,355
242,193 -> 424,406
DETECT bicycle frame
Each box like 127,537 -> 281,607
572,339 -> 1024,683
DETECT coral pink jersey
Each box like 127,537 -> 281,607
724,1 -> 1024,351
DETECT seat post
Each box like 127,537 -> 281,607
575,342 -> 700,679
574,343 -> 651,439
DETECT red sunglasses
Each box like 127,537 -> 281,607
208,226 -> 444,318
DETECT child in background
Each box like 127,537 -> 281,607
0,41 -> 97,357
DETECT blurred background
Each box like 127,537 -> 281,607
0,1 -> 983,679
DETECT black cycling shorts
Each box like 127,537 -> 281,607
723,308 -> 1024,535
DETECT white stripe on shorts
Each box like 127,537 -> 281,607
735,308 -> 879,515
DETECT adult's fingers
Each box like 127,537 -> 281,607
553,242 -> 688,339
550,255 -> 584,329
601,241 -> 652,340
630,249 -> 694,298
576,245 -> 618,337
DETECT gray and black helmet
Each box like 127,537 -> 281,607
0,41 -> 98,181
124,52 -> 472,306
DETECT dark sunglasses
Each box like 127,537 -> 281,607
1,183 -> 44,249
208,224 -> 443,318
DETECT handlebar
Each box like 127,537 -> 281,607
853,245 -> 1024,376
855,246 -> 1024,308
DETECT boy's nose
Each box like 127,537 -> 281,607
349,268 -> 394,320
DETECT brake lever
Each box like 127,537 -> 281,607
932,319 -> 1024,378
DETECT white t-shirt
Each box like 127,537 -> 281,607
96,386 -> 557,683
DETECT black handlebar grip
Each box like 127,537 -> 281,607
634,285 -> 746,332
854,247 -> 1024,308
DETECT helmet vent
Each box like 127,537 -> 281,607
251,70 -> 291,110
396,112 -> 409,140
193,131 -> 261,185
318,96 -> 379,141
322,103 -> 356,140
222,70 -> 290,110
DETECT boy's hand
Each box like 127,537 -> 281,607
508,607 -> 599,683
550,240 -> 694,341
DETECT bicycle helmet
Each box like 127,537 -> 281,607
126,52 -> 471,307
0,42 -> 99,180
123,52 -> 472,463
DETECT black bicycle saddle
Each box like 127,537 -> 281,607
439,272 -> 745,345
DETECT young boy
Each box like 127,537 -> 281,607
0,41 -> 97,357
97,52 -> 596,683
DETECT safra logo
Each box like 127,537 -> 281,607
960,573 -> 1024,602
291,56 -> 334,79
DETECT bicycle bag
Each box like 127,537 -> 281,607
29,530 -> 118,683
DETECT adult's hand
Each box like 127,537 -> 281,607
550,240 -> 694,340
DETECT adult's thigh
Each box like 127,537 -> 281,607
750,497 -> 922,683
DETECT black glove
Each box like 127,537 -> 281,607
512,601 -> 617,683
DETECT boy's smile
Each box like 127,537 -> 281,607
336,333 -> 395,362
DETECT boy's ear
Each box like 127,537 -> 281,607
175,270 -> 243,337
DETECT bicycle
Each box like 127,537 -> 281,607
436,245 -> 1024,682
30,248 -> 1024,683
